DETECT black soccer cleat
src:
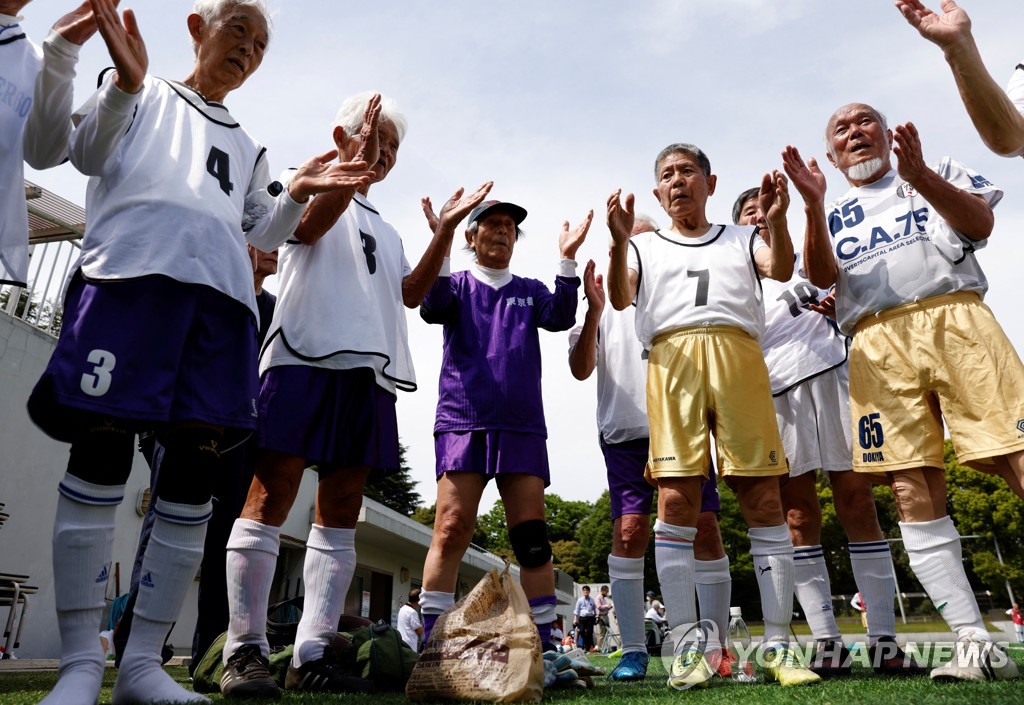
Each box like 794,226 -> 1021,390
220,644 -> 281,699
284,652 -> 377,693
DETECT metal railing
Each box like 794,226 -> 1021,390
0,238 -> 81,338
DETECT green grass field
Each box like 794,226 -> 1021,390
3,646 -> 1023,705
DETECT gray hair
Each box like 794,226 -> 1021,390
190,0 -> 273,53
465,219 -> 524,252
633,213 -> 659,233
332,91 -> 409,145
824,103 -> 888,158
654,143 -> 711,179
731,187 -> 760,226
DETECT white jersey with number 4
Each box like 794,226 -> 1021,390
826,161 -> 1002,335
69,73 -> 303,317
627,224 -> 768,347
760,252 -> 847,395
260,190 -> 416,395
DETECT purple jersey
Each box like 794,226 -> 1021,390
421,270 -> 580,435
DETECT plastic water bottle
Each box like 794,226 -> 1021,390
727,606 -> 758,683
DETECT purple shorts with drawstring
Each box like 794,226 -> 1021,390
601,436 -> 720,520
435,430 -> 550,486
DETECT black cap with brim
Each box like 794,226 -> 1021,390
467,200 -> 528,228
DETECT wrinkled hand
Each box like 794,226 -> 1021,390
287,149 -> 374,203
89,0 -> 146,94
809,292 -> 837,321
436,181 -> 494,233
782,146 -> 827,205
583,259 -> 605,315
559,210 -> 594,260
893,122 -> 928,184
895,0 -> 973,51
759,170 -> 790,227
421,197 -> 440,232
606,190 -> 635,246
53,0 -> 115,45
333,93 -> 382,168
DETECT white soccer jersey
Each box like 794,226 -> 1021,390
2,26 -> 85,286
1007,62 -> 1024,121
68,73 -> 304,316
260,190 -> 416,394
827,161 -> 1001,335
569,302 -> 649,444
0,17 -> 39,286
760,252 -> 848,395
627,224 -> 768,347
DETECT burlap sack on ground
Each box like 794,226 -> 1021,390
406,565 -> 543,702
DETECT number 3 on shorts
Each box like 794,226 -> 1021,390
80,349 -> 116,397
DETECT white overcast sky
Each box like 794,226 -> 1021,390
22,1 -> 1024,511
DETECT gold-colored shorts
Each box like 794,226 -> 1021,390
850,292 -> 1024,472
645,326 -> 787,480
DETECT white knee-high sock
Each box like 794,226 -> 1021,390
848,540 -> 897,644
40,475 -> 122,705
608,554 -> 646,654
653,520 -> 698,632
112,499 -> 212,705
900,518 -> 989,641
792,545 -> 841,642
695,556 -> 731,652
748,524 -> 795,646
293,525 -> 356,666
225,518 -> 280,661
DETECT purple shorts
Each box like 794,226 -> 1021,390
28,274 -> 258,442
434,430 -> 550,485
257,365 -> 399,472
601,436 -> 720,520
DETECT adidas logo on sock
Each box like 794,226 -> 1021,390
95,565 -> 109,584
140,572 -> 155,589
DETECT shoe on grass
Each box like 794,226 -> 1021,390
284,652 -> 376,693
762,644 -> 821,686
219,644 -> 280,700
930,637 -> 1019,682
607,650 -> 649,681
667,647 -> 714,690
868,637 -> 927,676
705,647 -> 733,678
809,640 -> 852,678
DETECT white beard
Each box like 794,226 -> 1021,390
845,157 -> 886,182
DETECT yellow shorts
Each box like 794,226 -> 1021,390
645,326 -> 787,480
850,292 -> 1024,472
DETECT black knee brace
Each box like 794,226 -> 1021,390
67,417 -> 135,486
508,519 -> 552,568
153,426 -> 223,505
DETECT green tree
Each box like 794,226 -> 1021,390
363,442 -> 421,516
944,440 -> 1024,602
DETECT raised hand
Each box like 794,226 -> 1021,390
560,209 -> 594,260
606,189 -> 635,245
782,146 -> 827,205
421,196 -> 440,233
52,0 -> 116,45
436,181 -> 494,232
89,0 -> 146,94
759,170 -> 790,227
287,149 -> 375,203
808,292 -> 837,321
893,122 -> 928,183
895,0 -> 972,50
583,259 -> 605,315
